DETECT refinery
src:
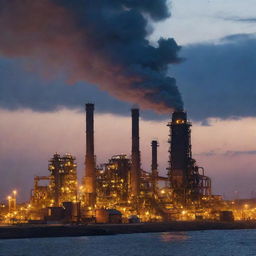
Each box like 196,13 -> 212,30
1,104 -> 256,225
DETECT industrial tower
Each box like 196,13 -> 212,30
130,108 -> 141,198
84,103 -> 96,208
168,111 -> 211,204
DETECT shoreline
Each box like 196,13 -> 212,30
1,221 -> 256,239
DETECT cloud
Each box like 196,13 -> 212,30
222,16 -> 256,23
0,58 -> 170,120
172,33 -> 256,120
0,59 -> 129,114
225,150 -> 256,156
222,33 -> 256,42
1,33 -> 256,121
196,150 -> 256,157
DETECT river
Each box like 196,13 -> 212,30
1,229 -> 255,256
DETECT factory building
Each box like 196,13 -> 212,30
6,103 -> 228,224
82,104 -> 213,221
30,153 -> 78,211
48,153 -> 78,206
96,154 -> 130,206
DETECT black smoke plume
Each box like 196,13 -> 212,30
0,0 -> 183,112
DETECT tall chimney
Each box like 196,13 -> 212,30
84,103 -> 96,207
131,108 -> 140,197
151,140 -> 159,193
167,111 -> 191,192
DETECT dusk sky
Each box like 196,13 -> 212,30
1,0 -> 256,201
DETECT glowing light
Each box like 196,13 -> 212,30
175,119 -> 185,124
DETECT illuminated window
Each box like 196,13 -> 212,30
175,119 -> 185,124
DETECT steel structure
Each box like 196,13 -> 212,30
48,153 -> 77,206
167,111 -> 211,204
22,105 -> 216,224
96,154 -> 130,207
30,153 -> 78,211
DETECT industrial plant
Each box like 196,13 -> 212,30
1,104 -> 255,224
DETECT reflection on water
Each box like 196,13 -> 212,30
160,232 -> 190,242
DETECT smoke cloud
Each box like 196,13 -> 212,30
0,0 -> 183,112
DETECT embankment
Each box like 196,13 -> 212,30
1,221 -> 256,239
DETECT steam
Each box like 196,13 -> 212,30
0,0 -> 183,112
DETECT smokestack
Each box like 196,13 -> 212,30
131,108 -> 140,197
151,140 -> 159,193
168,111 -> 191,190
84,103 -> 96,207
151,140 -> 158,171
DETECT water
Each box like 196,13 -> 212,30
0,230 -> 256,256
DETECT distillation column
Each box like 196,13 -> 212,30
168,111 -> 192,201
84,103 -> 96,207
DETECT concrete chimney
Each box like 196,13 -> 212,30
151,140 -> 159,193
131,108 -> 140,197
84,103 -> 96,207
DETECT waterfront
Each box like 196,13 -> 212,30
1,230 -> 256,256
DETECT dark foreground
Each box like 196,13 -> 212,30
1,221 -> 256,239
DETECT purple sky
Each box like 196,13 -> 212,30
1,109 -> 256,201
